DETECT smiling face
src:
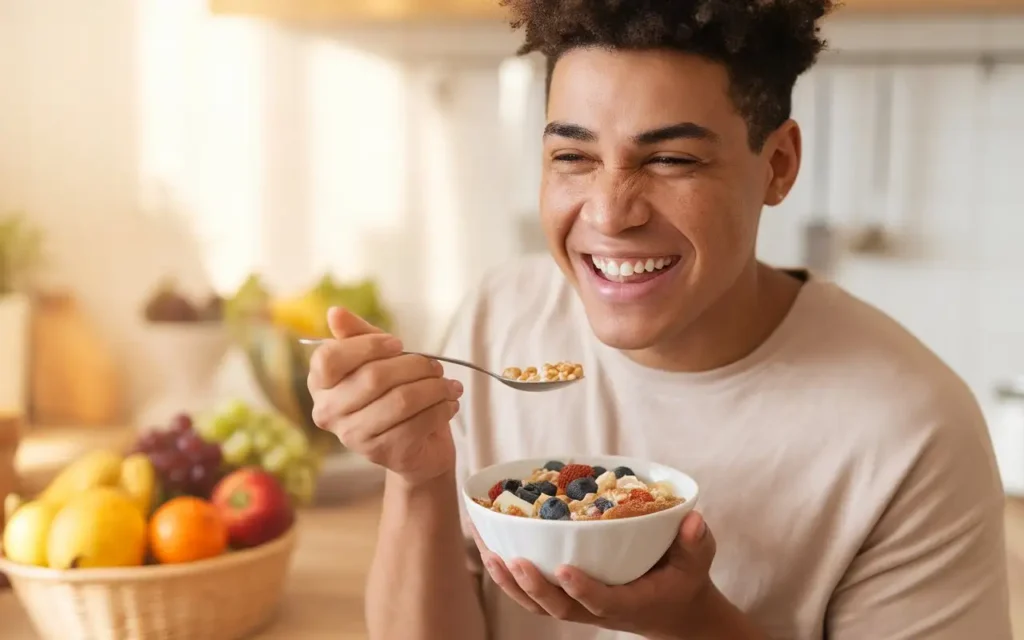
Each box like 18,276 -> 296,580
541,47 -> 802,360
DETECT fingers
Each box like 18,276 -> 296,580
363,377 -> 462,436
484,556 -> 547,616
355,400 -> 458,467
555,567 -> 619,618
507,560 -> 584,621
326,377 -> 462,446
318,353 -> 443,416
308,334 -> 403,389
681,511 -> 716,568
666,511 -> 716,573
327,306 -> 383,340
469,526 -> 544,615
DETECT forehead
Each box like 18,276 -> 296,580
547,47 -> 740,139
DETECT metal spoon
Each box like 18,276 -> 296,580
298,338 -> 583,393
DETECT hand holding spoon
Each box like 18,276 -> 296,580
298,338 -> 584,393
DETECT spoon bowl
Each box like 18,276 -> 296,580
298,338 -> 583,393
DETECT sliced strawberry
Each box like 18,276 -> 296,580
556,464 -> 594,492
487,481 -> 504,502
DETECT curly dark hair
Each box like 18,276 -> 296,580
501,0 -> 837,150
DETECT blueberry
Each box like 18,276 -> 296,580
566,477 -> 599,501
591,466 -> 607,478
542,460 -> 565,472
500,479 -> 522,494
594,497 -> 614,513
525,481 -> 557,496
612,466 -> 635,479
515,487 -> 540,504
539,498 -> 571,520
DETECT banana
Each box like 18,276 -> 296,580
118,453 -> 157,517
38,450 -> 124,510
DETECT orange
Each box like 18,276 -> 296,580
148,496 -> 229,565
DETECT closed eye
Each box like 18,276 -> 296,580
553,153 -> 586,163
648,157 -> 698,166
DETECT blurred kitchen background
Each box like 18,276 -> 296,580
2,0 -> 1024,637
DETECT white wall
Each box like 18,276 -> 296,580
1,2 -> 1022,464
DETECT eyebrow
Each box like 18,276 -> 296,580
543,121 -> 719,145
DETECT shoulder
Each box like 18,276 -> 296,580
795,279 -> 1002,521
793,280 -> 983,431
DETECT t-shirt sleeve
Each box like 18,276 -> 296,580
825,400 -> 1012,639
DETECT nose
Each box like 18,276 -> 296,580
579,169 -> 651,235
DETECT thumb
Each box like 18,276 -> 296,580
667,511 -> 716,572
327,306 -> 384,340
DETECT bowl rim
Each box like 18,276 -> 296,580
462,454 -> 699,528
0,524 -> 297,583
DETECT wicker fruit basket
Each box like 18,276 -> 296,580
0,525 -> 297,640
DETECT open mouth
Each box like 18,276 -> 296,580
585,254 -> 680,284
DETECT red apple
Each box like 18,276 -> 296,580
211,467 -> 294,548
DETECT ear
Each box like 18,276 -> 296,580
762,120 -> 802,207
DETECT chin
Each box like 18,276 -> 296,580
582,310 -> 667,351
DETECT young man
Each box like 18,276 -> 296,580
308,1 -> 1012,638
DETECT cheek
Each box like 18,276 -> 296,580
539,176 -> 582,252
663,182 -> 754,265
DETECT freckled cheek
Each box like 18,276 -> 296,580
661,188 -> 745,266
540,177 -> 586,252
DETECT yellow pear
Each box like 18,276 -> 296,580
4,492 -> 25,523
2,499 -> 61,567
39,450 -> 124,510
119,453 -> 157,517
46,487 -> 147,570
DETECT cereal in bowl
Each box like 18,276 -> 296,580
472,460 -> 683,521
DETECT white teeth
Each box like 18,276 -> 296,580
590,255 -> 675,281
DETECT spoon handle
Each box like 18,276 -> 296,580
299,339 -> 503,382
403,351 -> 504,382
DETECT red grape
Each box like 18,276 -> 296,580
136,432 -> 162,453
177,432 -> 207,460
200,443 -> 223,467
169,414 -> 193,434
167,463 -> 189,490
152,448 -> 188,475
188,462 -> 222,497
148,450 -> 175,475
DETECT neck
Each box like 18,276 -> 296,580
623,261 -> 802,373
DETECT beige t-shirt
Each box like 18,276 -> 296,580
440,255 -> 1011,640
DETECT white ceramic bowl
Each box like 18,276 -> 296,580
463,455 -> 699,586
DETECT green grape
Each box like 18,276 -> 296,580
261,445 -> 291,474
280,428 -> 309,458
252,429 -> 277,453
220,399 -> 252,426
221,430 -> 254,467
266,414 -> 292,436
196,414 -> 238,443
284,465 -> 316,506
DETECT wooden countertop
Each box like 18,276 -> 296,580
0,493 -> 385,639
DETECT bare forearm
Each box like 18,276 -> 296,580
365,471 -> 487,640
